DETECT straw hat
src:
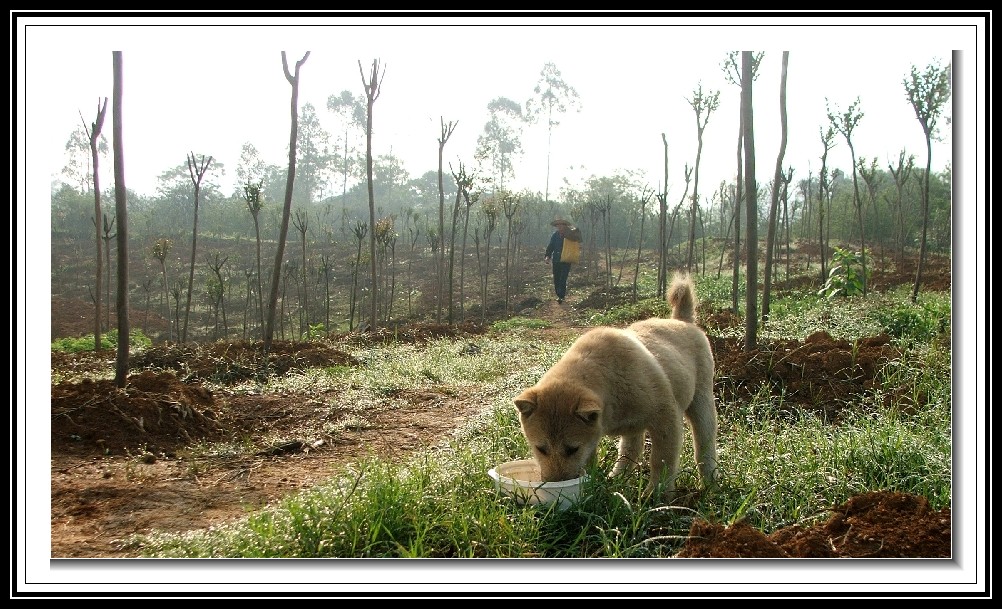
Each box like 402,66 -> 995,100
550,218 -> 574,228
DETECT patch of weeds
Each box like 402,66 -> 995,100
491,317 -> 550,333
51,329 -> 153,353
873,297 -> 950,346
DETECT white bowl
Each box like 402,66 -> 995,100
487,459 -> 586,510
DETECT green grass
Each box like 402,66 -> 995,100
51,328 -> 152,353
123,280 -> 952,558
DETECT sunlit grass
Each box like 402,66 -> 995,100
121,272 -> 952,558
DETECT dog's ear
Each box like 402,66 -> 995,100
575,400 -> 601,426
514,391 -> 536,417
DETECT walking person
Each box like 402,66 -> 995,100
544,218 -> 582,304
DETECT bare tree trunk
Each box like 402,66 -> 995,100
183,153 -> 212,343
293,209 -> 309,336
359,59 -> 383,331
658,134 -> 669,298
762,51 -> 789,327
741,51 -> 758,352
437,118 -> 457,323
83,99 -> 108,351
111,52 -> 129,387
265,51 -> 309,354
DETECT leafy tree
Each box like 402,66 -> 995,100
827,96 -> 867,294
265,50 -> 309,354
359,58 -> 384,332
408,169 -> 454,211
903,58 -> 951,303
294,102 -> 332,205
111,51 -> 130,388
684,82 -> 720,271
62,124 -> 108,194
372,152 -> 411,213
80,98 -> 108,350
525,62 -> 581,202
235,142 -> 267,196
475,97 -> 524,193
326,89 -> 367,202
152,159 -> 224,239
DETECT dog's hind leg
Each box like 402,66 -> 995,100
685,389 -> 719,488
611,432 -> 645,478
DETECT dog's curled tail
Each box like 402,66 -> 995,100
667,273 -> 697,323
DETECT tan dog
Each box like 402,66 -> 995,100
514,273 -> 718,499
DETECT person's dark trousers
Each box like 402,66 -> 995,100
552,261 -> 571,301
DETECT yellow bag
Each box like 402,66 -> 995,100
561,237 -> 580,264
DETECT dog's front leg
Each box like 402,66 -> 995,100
612,433 -> 644,477
646,417 -> 683,499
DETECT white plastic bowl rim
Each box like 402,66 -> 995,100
488,459 -> 586,509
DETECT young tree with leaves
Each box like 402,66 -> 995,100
903,58 -> 951,303
827,96 -> 866,295
294,103 -> 332,205
475,97 -> 524,194
327,89 -> 367,203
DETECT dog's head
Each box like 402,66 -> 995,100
513,382 -> 603,482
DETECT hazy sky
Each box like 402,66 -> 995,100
15,12 -> 988,594
23,15 -> 973,204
